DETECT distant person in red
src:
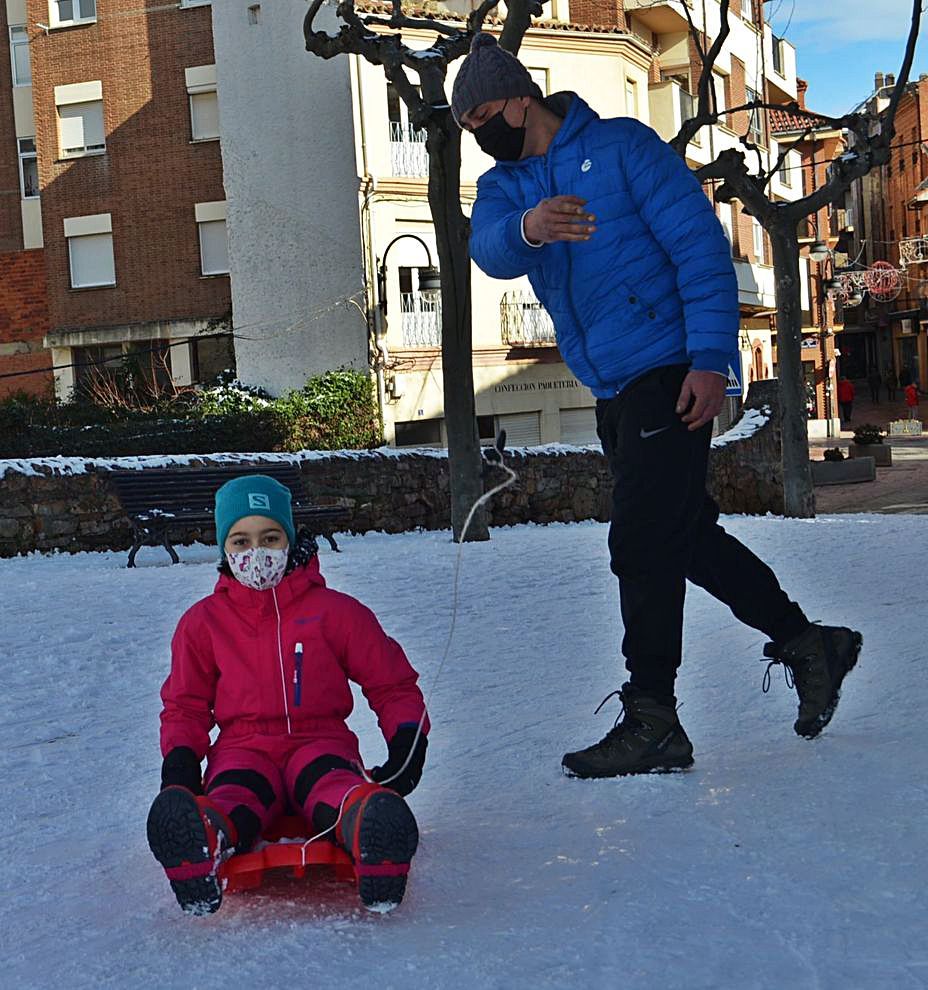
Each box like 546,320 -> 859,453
837,377 -> 855,425
904,382 -> 920,420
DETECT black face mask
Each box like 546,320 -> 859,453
474,100 -> 527,162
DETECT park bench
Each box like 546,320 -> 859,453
107,464 -> 349,567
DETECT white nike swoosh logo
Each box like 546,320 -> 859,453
639,426 -> 670,439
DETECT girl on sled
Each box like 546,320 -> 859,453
147,474 -> 429,915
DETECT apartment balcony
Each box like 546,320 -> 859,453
764,28 -> 798,101
900,236 -> 928,268
623,0 -> 692,33
647,80 -> 710,166
400,292 -> 441,348
390,122 -> 429,178
500,291 -> 556,346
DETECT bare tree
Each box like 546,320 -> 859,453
667,0 -> 922,516
304,0 -> 540,542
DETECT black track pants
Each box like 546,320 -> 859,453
597,364 -> 808,700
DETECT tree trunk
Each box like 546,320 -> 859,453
770,223 -> 815,518
427,114 -> 489,542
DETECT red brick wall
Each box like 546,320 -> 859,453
0,249 -> 51,397
571,0 -> 626,29
0,7 -> 25,254
26,0 -> 230,333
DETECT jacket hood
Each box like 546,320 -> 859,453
214,554 -> 326,611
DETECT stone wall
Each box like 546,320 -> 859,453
0,382 -> 782,557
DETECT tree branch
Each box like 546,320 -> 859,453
499,0 -> 541,56
670,0 -> 732,157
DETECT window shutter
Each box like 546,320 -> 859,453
559,407 -> 598,446
190,91 -> 220,140
199,219 -> 229,274
69,233 -> 115,288
82,101 -> 105,149
59,106 -> 86,154
498,411 -> 541,447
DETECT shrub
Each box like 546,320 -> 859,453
823,447 -> 845,462
0,370 -> 382,458
852,423 -> 883,446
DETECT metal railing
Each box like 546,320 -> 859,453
390,121 -> 429,178
500,291 -> 556,345
399,292 -> 441,347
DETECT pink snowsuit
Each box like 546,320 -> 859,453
160,556 -> 429,838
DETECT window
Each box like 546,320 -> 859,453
771,35 -> 784,76
741,0 -> 753,20
712,72 -> 729,126
625,77 -> 639,118
74,343 -> 122,388
18,138 -> 38,198
10,26 -> 30,86
777,147 -> 793,188
752,217 -> 765,264
65,213 -> 115,288
196,202 -> 229,275
179,0 -> 211,7
528,67 -> 549,96
50,0 -> 96,27
395,418 -> 442,446
186,65 -> 220,141
387,82 -> 427,177
745,87 -> 763,145
718,202 -> 734,248
55,81 -> 104,157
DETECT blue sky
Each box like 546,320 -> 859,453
765,0 -> 928,116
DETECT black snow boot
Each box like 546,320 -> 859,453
336,783 -> 419,913
146,786 -> 236,916
562,683 -> 694,779
762,623 -> 863,739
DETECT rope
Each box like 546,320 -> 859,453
298,438 -> 518,853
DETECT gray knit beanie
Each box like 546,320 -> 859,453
451,33 -> 544,126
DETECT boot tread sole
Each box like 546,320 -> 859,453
147,788 -> 222,916
355,792 -> 419,911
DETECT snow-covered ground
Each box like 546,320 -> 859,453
1,516 -> 926,989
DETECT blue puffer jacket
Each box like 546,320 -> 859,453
469,94 -> 740,398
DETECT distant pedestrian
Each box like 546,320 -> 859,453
904,382 -> 920,420
837,376 -> 855,425
884,368 -> 898,402
867,368 -> 882,403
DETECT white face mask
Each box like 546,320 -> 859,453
226,547 -> 289,591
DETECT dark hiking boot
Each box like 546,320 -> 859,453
561,683 -> 694,779
146,786 -> 236,916
762,624 -> 863,739
337,782 -> 419,913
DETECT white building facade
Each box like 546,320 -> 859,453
211,0 -> 807,445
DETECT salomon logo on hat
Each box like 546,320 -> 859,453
248,493 -> 271,510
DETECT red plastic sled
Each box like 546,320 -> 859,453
218,815 -> 357,894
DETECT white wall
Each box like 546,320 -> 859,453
210,0 -> 368,395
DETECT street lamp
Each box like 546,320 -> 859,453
377,233 -> 440,317
809,239 -> 831,263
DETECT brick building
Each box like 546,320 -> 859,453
846,73 -> 928,390
0,0 -> 232,401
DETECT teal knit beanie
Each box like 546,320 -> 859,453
214,474 -> 296,553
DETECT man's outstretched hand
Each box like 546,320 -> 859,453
524,196 -> 596,244
676,370 -> 726,431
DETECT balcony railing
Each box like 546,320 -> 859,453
501,291 -> 556,346
399,292 -> 441,347
390,121 -> 429,178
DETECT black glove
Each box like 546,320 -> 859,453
160,746 -> 203,794
370,725 -> 427,797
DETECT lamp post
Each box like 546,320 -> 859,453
376,233 -> 441,319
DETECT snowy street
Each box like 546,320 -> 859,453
1,516 -> 926,990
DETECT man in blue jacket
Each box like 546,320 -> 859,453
452,34 -> 862,777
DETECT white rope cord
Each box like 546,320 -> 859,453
298,445 -> 519,854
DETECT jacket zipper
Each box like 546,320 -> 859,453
544,144 -> 610,394
272,587 -> 292,735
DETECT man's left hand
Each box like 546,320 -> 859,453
675,371 -> 726,431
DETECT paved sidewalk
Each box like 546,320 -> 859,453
808,389 -> 928,514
